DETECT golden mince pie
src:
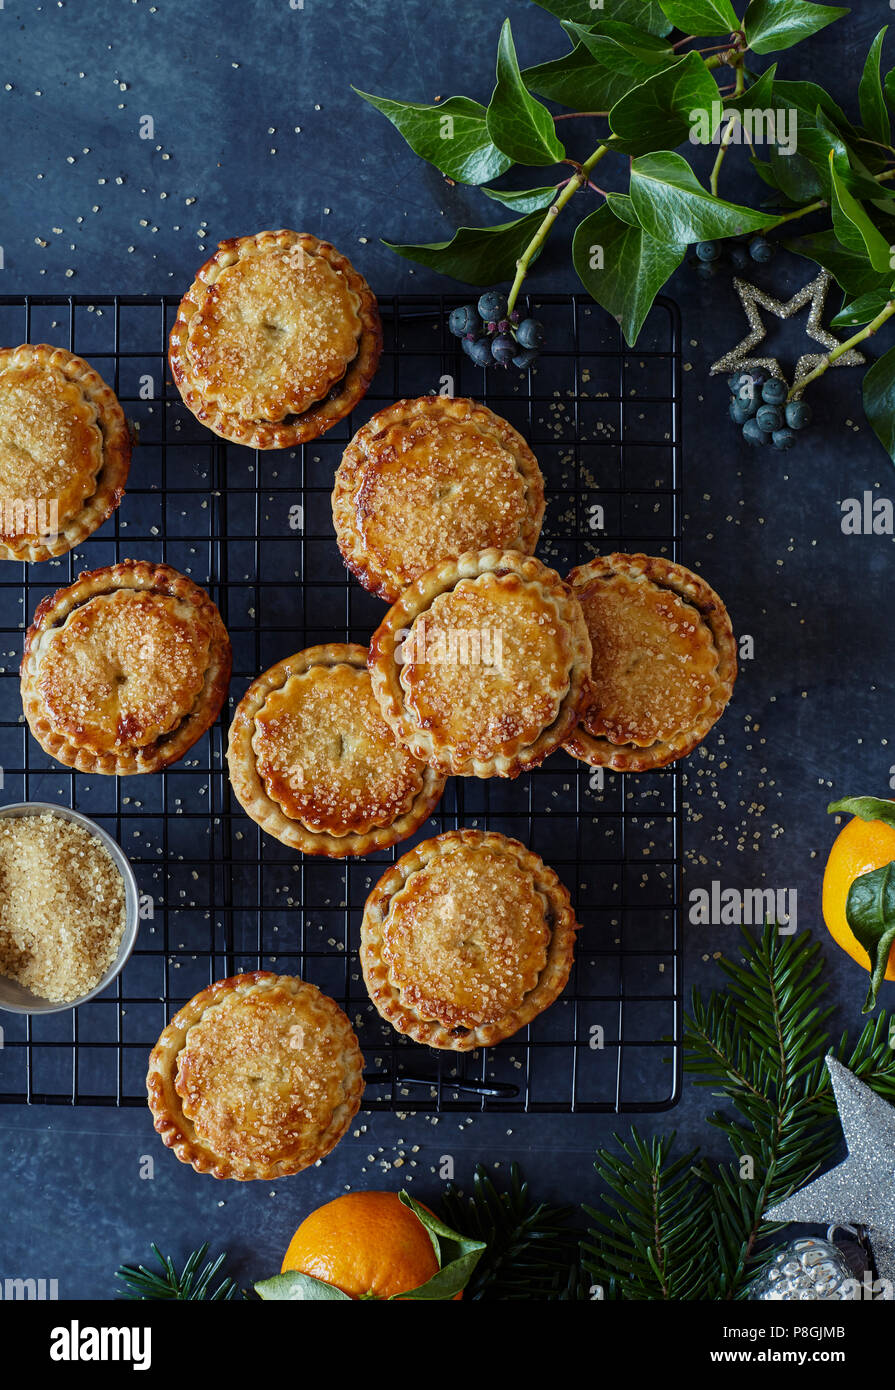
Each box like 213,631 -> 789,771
0,344 -> 131,562
369,549 -> 592,779
360,829 -> 579,1051
564,552 -> 737,771
169,230 -> 382,448
227,643 -> 445,856
332,396 -> 545,602
21,559 -> 232,775
147,972 -> 365,1181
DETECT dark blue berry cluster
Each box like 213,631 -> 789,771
694,235 -> 774,279
727,370 -> 812,450
448,292 -> 545,369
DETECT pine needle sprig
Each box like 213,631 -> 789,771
582,1131 -> 715,1300
584,926 -> 895,1300
441,1162 -> 587,1300
115,1243 -> 243,1300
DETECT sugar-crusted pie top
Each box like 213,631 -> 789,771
146,972 -> 364,1181
0,344 -> 131,562
359,829 -> 579,1051
564,552 -> 737,772
20,560 -> 232,775
332,398 -> 545,601
368,550 -> 592,779
227,643 -> 445,857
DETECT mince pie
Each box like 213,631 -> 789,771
563,552 -> 737,771
0,344 -> 131,562
169,230 -> 382,448
227,643 -> 445,856
332,396 -> 545,601
21,559 -> 231,774
147,972 -> 365,1180
368,548 -> 592,778
360,829 -> 579,1051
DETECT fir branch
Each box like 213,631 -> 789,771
115,1243 -> 243,1301
441,1162 -> 586,1301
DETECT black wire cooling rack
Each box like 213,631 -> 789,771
0,291 -> 683,1113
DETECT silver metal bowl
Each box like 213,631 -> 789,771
0,801 -> 140,1015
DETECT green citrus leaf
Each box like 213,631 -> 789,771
859,28 -> 891,149
844,862 -> 895,1012
828,796 -> 895,828
391,1192 -> 486,1300
382,210 -> 546,286
829,151 -> 893,274
524,22 -> 671,113
573,201 -> 685,345
609,51 -> 721,156
657,0 -> 738,35
351,91 -> 511,186
629,150 -> 776,241
531,0 -> 673,35
487,19 -> 565,167
481,182 -> 558,213
743,0 -> 849,56
255,1271 -> 352,1301
862,343 -> 895,466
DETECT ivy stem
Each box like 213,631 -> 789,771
788,300 -> 895,400
506,143 -> 610,315
554,111 -> 609,121
710,116 -> 740,197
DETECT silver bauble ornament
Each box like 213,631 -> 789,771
748,1237 -> 858,1301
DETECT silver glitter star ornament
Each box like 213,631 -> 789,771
765,1055 -> 895,1295
709,271 -> 865,397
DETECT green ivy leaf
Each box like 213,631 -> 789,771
524,22 -> 672,113
832,288 -> 895,327
829,151 -> 893,274
859,28 -> 891,150
255,1271 -> 352,1301
743,0 -> 849,56
609,51 -> 721,156
352,91 -> 511,186
786,229 -> 889,298
828,796 -> 895,829
481,183 -> 558,213
573,201 -> 686,346
392,1193 -> 486,1301
844,862 -> 895,1013
531,0 -> 673,35
383,210 -> 546,286
863,342 -> 895,467
629,150 -> 777,241
657,0 -> 738,35
487,19 -> 565,167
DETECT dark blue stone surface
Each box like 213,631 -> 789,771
0,0 -> 893,1299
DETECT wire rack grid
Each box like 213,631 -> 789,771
0,291 -> 683,1113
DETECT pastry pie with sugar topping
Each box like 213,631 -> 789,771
332,396 -> 545,601
564,552 -> 737,771
368,549 -> 592,779
360,829 -> 579,1051
227,643 -> 445,856
169,230 -> 382,448
147,972 -> 364,1180
20,559 -> 231,775
0,344 -> 131,562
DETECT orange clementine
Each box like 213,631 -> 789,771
281,1190 -> 460,1301
822,811 -> 895,980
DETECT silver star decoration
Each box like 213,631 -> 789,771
710,271 -> 865,398
766,1056 -> 895,1295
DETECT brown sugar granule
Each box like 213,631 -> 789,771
0,813 -> 126,1002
